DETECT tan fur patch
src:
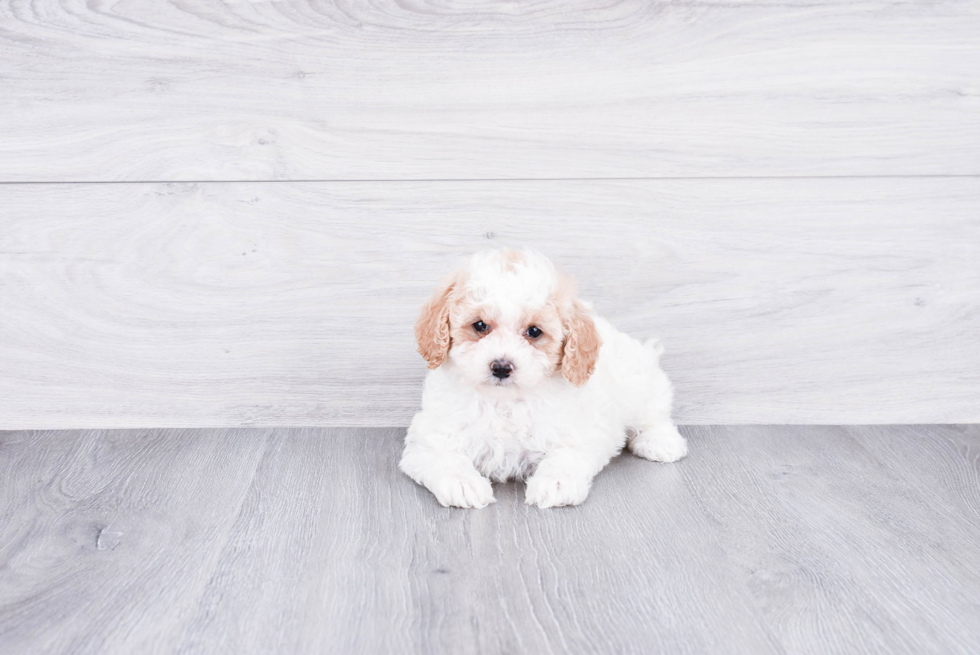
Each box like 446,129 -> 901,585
522,305 -> 564,370
415,269 -> 468,369
560,299 -> 601,386
551,274 -> 577,307
502,249 -> 526,272
550,276 -> 601,386
449,306 -> 488,345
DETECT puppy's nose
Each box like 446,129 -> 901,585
490,359 -> 514,379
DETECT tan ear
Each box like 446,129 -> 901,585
560,299 -> 602,386
415,275 -> 457,369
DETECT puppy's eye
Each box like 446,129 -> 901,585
525,325 -> 542,339
473,320 -> 489,333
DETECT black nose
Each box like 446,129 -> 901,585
490,359 -> 514,379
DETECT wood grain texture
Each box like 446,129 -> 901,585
684,424 -> 980,655
2,425 -> 979,654
1,178 -> 977,428
0,428 -> 272,654
1,0 -> 979,181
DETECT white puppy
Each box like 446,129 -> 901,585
400,248 -> 687,509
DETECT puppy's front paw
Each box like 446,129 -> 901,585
525,472 -> 590,509
429,472 -> 495,509
630,424 -> 688,463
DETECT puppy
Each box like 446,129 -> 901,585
400,248 -> 687,508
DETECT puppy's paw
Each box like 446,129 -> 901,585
629,424 -> 688,463
525,472 -> 590,509
429,472 -> 495,509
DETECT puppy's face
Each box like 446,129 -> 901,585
446,297 -> 564,390
416,249 -> 601,391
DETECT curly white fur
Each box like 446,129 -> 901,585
400,248 -> 687,509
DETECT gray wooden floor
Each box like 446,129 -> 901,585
2,425 -> 978,654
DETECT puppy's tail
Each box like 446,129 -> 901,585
644,338 -> 665,358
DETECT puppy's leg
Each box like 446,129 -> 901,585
628,405 -> 688,463
525,446 -> 612,508
400,443 -> 495,509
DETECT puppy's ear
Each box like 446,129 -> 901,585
415,274 -> 458,369
560,298 -> 601,386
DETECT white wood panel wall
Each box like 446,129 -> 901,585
1,0 -> 978,428
1,0 -> 978,180
1,179 -> 978,428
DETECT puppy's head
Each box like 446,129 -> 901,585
415,249 -> 601,391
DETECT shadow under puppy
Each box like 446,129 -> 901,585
400,248 -> 687,508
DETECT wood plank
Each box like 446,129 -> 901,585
2,426 -> 980,654
1,178 -> 977,428
0,428 -> 271,655
682,425 -> 980,655
841,424 -> 980,525
1,0 -> 978,181
179,427 -> 782,655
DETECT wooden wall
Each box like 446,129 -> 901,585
1,0 -> 978,427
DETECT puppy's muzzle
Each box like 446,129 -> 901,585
490,359 -> 515,380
